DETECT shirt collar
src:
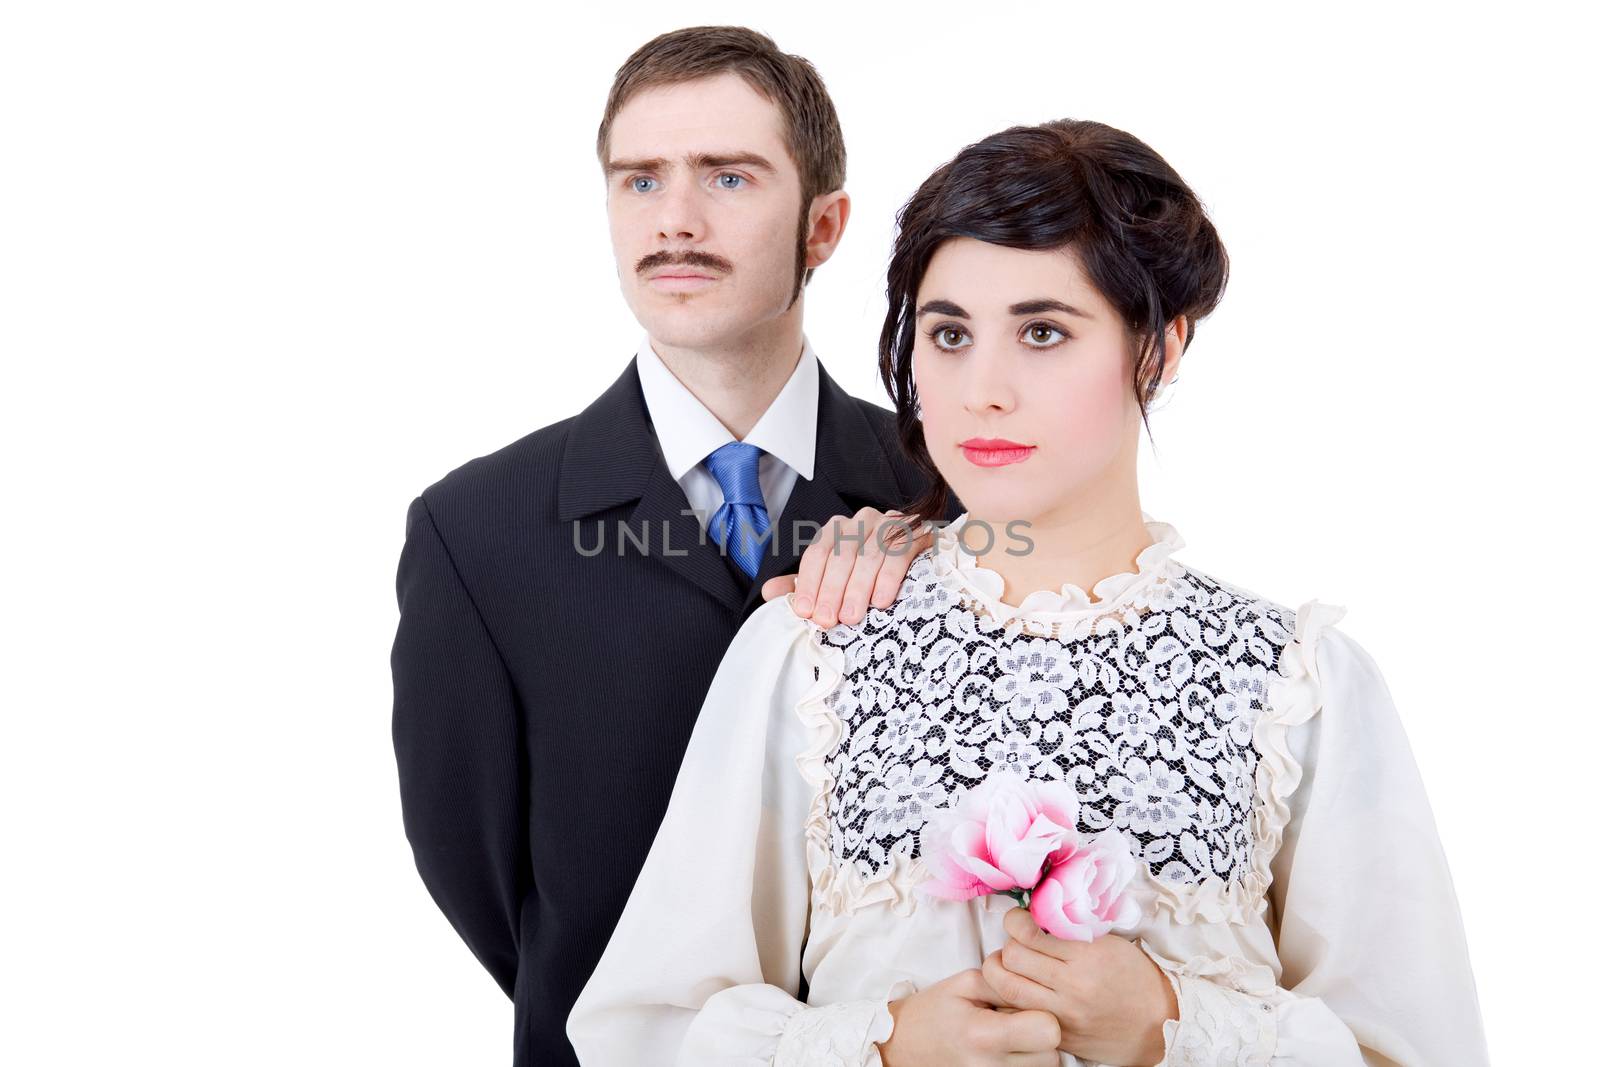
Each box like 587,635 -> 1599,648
634,333 -> 818,482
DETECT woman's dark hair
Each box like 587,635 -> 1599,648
880,119 -> 1229,525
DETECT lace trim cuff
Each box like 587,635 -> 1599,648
1139,941 -> 1280,1067
1155,973 -> 1278,1067
773,984 -> 911,1067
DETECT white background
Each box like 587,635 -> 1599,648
3,1 -> 1593,1062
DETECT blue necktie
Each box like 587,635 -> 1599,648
704,441 -> 772,579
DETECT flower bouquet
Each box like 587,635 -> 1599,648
918,767 -> 1142,941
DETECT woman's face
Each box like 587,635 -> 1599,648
912,237 -> 1176,528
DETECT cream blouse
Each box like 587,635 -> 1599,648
567,514 -> 1489,1065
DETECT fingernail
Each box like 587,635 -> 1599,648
794,596 -> 812,615
843,600 -> 862,621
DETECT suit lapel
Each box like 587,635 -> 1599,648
632,463 -> 744,611
557,354 -> 912,617
557,357 -> 745,612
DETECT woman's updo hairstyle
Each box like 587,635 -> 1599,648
881,119 -> 1229,525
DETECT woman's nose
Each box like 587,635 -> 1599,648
962,346 -> 1018,415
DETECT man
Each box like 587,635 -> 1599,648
391,26 -> 960,1066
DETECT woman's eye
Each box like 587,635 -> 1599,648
1024,323 -> 1068,346
931,326 -> 971,350
631,177 -> 657,193
716,174 -> 745,189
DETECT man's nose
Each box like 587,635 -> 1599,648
654,181 -> 706,243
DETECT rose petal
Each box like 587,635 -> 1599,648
952,849 -> 1018,891
1032,780 -> 1082,833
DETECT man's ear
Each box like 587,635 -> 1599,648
804,190 -> 851,270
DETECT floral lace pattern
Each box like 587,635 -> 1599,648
1157,972 -> 1278,1066
810,541 -> 1297,909
1139,942 -> 1281,1067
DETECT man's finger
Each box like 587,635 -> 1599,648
789,531 -> 832,616
869,522 -> 931,608
761,574 -> 797,602
836,523 -> 889,624
809,513 -> 872,627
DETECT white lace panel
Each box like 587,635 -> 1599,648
813,551 -> 1296,897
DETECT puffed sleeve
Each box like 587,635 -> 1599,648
1146,607 -> 1490,1066
565,596 -> 902,1066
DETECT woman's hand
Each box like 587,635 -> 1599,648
981,908 -> 1178,1067
876,967 -> 1061,1067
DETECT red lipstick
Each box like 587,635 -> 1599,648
959,437 -> 1035,468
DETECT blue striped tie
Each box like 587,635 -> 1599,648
704,441 -> 772,579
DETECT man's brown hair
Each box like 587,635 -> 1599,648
597,26 -> 846,292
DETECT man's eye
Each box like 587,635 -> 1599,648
631,177 -> 657,193
716,174 -> 745,189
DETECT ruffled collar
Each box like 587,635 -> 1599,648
929,511 -> 1186,625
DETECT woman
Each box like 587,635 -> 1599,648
566,119 -> 1488,1066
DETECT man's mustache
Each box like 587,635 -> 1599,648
637,250 -> 734,276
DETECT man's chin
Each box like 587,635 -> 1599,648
642,325 -> 729,353
635,308 -> 745,353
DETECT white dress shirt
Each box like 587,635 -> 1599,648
633,333 -> 818,532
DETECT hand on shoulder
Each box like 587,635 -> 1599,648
760,507 -> 933,628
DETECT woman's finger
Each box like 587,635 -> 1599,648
990,1007 -> 1062,1053
982,948 -> 1055,1015
1002,1052 -> 1062,1067
997,939 -> 1065,992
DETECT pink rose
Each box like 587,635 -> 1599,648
918,770 -> 1082,902
1026,831 -> 1142,942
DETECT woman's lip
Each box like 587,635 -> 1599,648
961,444 -> 1035,468
960,438 -> 1028,449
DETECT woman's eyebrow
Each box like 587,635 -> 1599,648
1008,298 -> 1092,319
916,299 -> 969,318
916,298 -> 1094,319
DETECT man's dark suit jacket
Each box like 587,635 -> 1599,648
391,354 -> 960,1066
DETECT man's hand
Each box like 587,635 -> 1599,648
981,908 -> 1178,1067
876,968 -> 1061,1067
760,507 -> 933,627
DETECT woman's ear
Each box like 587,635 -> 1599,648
1160,316 -> 1188,385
